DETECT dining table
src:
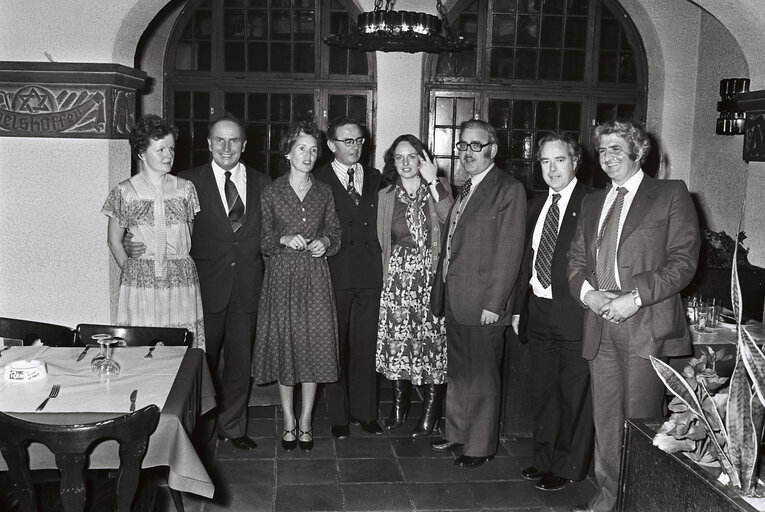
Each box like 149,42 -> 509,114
0,345 -> 216,499
669,317 -> 765,378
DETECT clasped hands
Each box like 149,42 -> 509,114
281,234 -> 327,257
584,290 -> 639,324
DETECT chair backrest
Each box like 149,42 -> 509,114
0,317 -> 74,347
74,324 -> 190,347
0,404 -> 160,512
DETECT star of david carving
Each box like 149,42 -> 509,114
16,88 -> 51,114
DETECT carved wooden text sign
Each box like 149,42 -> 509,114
0,62 -> 146,139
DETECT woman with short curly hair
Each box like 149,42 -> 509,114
102,114 -> 205,349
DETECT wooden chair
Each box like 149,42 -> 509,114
0,317 -> 74,347
74,324 -> 190,347
0,404 -> 160,512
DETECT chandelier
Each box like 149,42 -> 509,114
324,0 -> 474,54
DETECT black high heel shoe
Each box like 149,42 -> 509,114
282,427 -> 297,451
298,428 -> 314,452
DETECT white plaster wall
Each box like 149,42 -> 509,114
689,12 -> 749,235
0,138 -> 130,326
692,0 -> 765,266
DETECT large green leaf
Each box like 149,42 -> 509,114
651,356 -> 740,487
738,327 -> 765,406
727,353 -> 757,492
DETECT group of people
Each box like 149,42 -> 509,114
103,111 -> 700,512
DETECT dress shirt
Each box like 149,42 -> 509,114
530,177 -> 578,299
331,160 -> 364,193
580,170 -> 645,301
211,160 -> 247,213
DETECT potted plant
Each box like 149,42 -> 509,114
650,235 -> 765,498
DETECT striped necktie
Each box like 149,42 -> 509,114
595,186 -> 627,291
347,168 -> 361,206
224,171 -> 245,232
535,193 -> 561,289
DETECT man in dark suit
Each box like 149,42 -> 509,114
430,119 -> 526,468
178,114 -> 271,450
511,133 -> 593,491
567,119 -> 700,512
314,116 -> 384,438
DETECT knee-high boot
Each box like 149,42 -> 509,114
412,383 -> 444,437
384,380 -> 411,429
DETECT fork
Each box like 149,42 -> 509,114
36,384 -> 60,411
0,346 -> 10,357
144,346 -> 156,358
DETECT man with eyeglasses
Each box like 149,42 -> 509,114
314,116 -> 384,438
567,119 -> 699,512
430,119 -> 526,468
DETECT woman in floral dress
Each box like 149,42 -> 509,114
254,120 -> 342,452
376,134 -> 453,436
102,114 -> 205,349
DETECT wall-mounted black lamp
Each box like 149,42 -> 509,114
717,78 -> 750,135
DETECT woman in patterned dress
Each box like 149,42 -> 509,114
376,134 -> 453,436
254,121 -> 342,452
102,114 -> 205,349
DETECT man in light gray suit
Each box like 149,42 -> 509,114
430,119 -> 526,468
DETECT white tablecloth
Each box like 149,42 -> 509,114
0,346 -> 185,413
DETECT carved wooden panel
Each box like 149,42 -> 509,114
0,62 -> 146,139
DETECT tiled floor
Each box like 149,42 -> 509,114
164,388 -> 597,512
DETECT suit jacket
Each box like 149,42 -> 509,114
513,181 -> 589,341
179,163 -> 271,314
431,167 -> 527,326
314,162 -> 383,290
567,176 -> 700,360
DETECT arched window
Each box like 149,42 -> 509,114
425,0 -> 647,192
165,0 -> 377,179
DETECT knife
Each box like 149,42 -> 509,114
76,345 -> 92,362
129,389 -> 137,412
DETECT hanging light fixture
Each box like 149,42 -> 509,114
324,0 -> 474,54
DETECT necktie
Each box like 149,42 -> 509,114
347,168 -> 361,206
442,177 -> 473,282
457,177 -> 472,204
535,193 -> 561,289
224,171 -> 245,232
595,186 -> 628,291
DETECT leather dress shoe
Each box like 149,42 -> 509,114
430,437 -> 462,452
521,465 -> 543,480
331,424 -> 350,439
430,438 -> 463,451
535,472 -> 569,491
218,435 -> 257,450
358,419 -> 384,435
454,455 -> 493,468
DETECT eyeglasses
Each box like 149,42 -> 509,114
332,137 -> 366,147
455,141 -> 493,152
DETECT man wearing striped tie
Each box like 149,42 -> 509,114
567,119 -> 700,512
128,113 -> 271,450
511,133 -> 593,492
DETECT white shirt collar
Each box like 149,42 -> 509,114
211,160 -> 243,179
611,169 -> 644,196
550,176 -> 577,201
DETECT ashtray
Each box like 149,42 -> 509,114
4,359 -> 47,382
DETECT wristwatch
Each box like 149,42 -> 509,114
631,288 -> 642,307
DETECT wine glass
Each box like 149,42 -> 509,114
93,336 -> 122,378
90,334 -> 111,371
